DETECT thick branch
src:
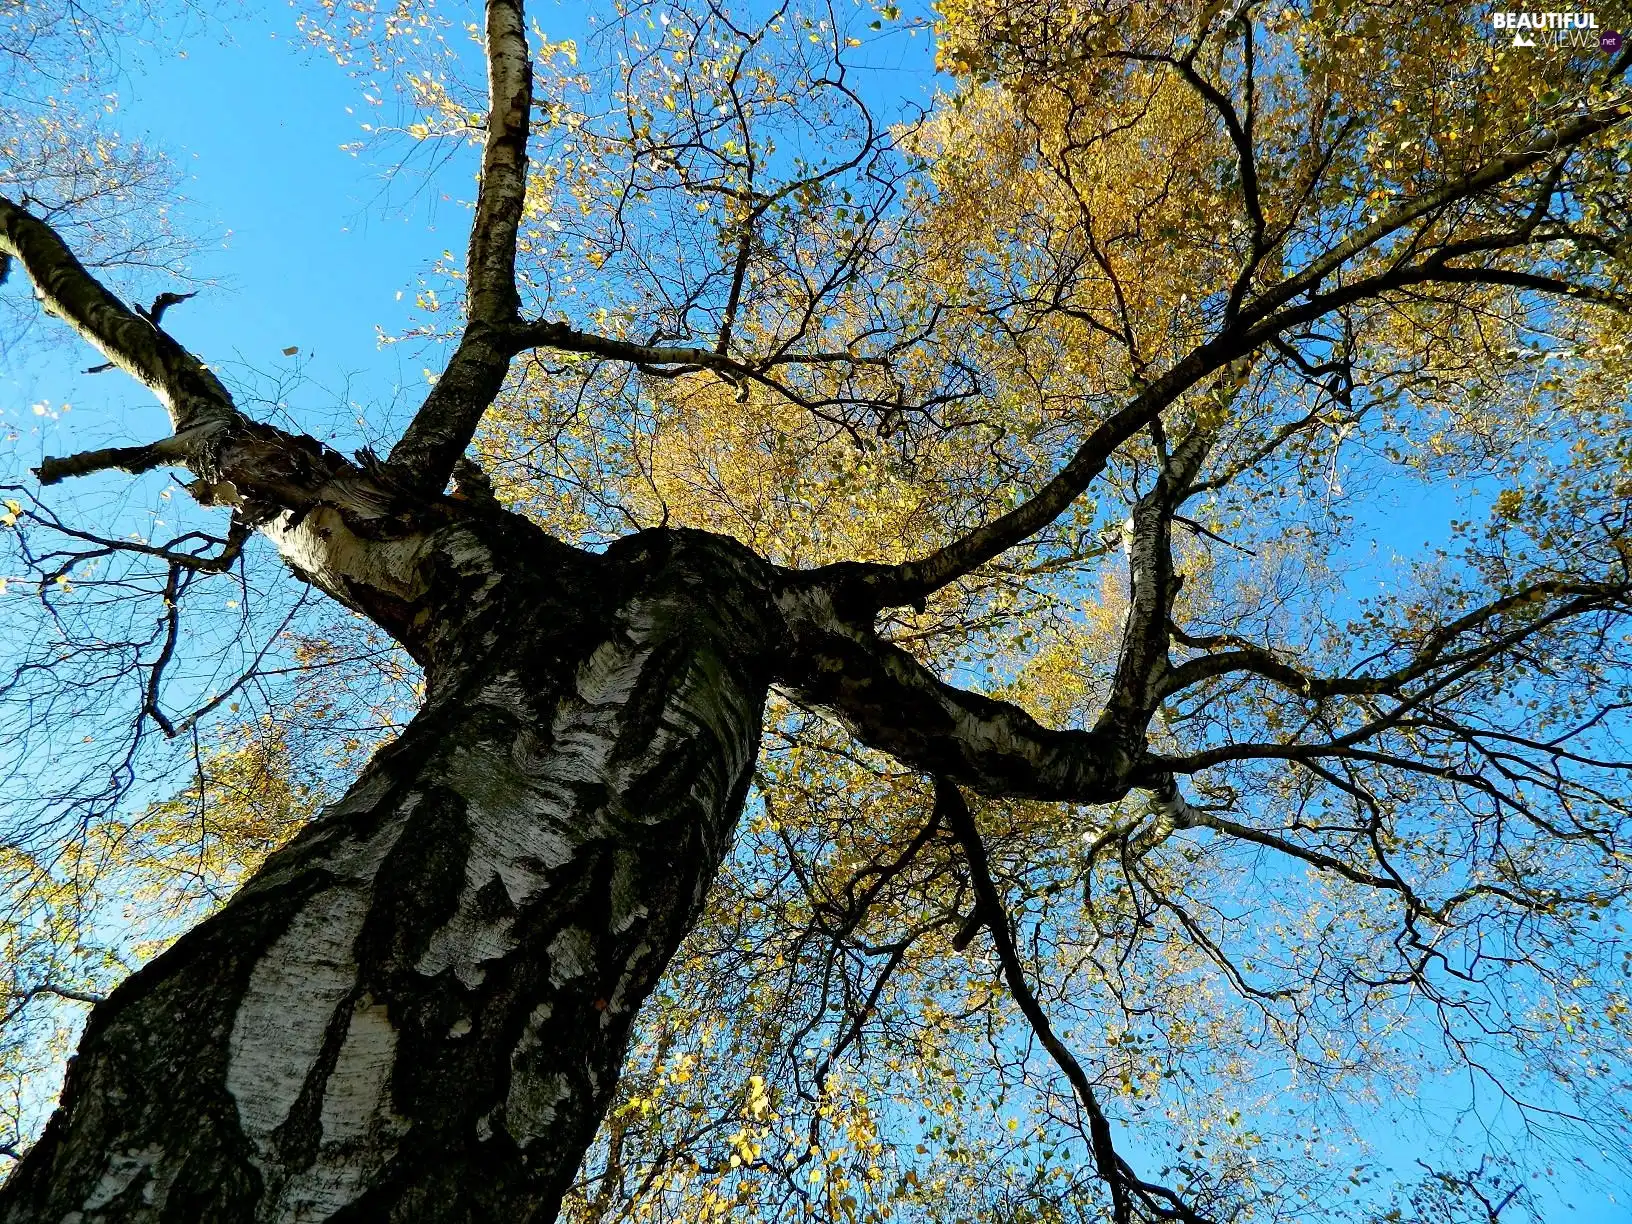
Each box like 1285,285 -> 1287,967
1397,264 -> 1632,313
1097,368 -> 1245,741
34,442 -> 175,486
33,421 -> 232,486
385,0 -> 534,490
776,581 -> 1135,802
870,335 -> 1248,608
844,100 -> 1629,612
0,195 -> 236,432
466,0 -> 531,328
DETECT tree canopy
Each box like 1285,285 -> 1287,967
2,1 -> 1631,1221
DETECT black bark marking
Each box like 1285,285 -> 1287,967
473,872 -> 516,924
268,987 -> 366,1170
157,1148 -> 264,1224
356,785 -> 473,978
622,738 -> 712,837
604,634 -> 692,751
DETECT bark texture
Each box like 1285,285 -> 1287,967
0,526 -> 779,1223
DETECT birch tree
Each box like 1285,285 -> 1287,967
1,1 -> 1630,1221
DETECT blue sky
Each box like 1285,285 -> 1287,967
13,8 -> 467,457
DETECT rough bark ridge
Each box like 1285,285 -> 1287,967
0,525 -> 778,1223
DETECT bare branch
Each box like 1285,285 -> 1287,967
2,985 -> 104,1028
1161,578 -> 1632,706
938,777 -> 1213,1224
34,420 -> 231,487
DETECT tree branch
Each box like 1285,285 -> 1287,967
775,584 -> 1134,802
866,334 -> 1250,608
384,0 -> 534,491
853,98 -> 1630,613
1097,365 -> 1247,742
937,777 -> 1213,1224
1400,264 -> 1632,313
1240,98 -> 1632,325
508,317 -> 887,375
1152,583 -> 1630,774
1,984 -> 105,1028
1160,578 -> 1632,706
33,421 -> 233,487
0,194 -> 236,432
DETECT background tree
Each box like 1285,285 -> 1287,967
2,1 -> 1630,1222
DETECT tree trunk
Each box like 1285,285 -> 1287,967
0,529 -> 778,1224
